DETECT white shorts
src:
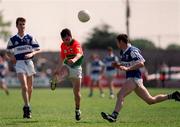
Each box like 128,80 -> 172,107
0,77 -> 5,84
127,77 -> 143,87
64,65 -> 82,79
15,60 -> 36,76
105,70 -> 117,77
90,73 -> 101,81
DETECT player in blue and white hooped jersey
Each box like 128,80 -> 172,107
103,47 -> 119,99
6,17 -> 40,119
101,34 -> 180,122
88,54 -> 105,97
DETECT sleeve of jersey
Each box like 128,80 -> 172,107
100,61 -> 105,66
6,39 -> 14,53
73,42 -> 83,54
60,44 -> 66,60
130,50 -> 145,63
102,58 -> 106,63
115,56 -> 119,62
31,37 -> 40,51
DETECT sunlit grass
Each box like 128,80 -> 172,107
0,88 -> 179,127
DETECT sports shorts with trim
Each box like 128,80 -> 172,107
0,77 -> 5,84
15,60 -> 36,76
127,77 -> 143,87
64,64 -> 82,79
90,73 -> 102,81
105,70 -> 117,78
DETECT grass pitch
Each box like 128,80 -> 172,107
0,88 -> 179,127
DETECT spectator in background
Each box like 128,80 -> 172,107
88,53 -> 105,97
159,63 -> 169,88
0,52 -> 9,95
140,66 -> 149,81
103,47 -> 119,99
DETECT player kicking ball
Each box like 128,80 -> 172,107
50,28 -> 83,121
101,34 -> 180,123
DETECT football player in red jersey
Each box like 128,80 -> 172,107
51,28 -> 83,121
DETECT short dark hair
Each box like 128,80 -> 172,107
16,17 -> 26,26
116,34 -> 129,44
60,28 -> 72,38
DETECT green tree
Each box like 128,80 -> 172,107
166,43 -> 180,50
131,38 -> 156,50
0,11 -> 11,41
83,24 -> 118,49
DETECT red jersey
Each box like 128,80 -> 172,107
60,39 -> 83,67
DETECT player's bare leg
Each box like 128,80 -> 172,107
26,75 -> 33,118
17,73 -> 29,106
17,73 -> 31,118
114,79 -> 136,112
88,80 -> 94,97
135,85 -> 168,105
50,65 -> 69,90
101,79 -> 136,122
135,85 -> 180,104
27,76 -> 33,101
71,78 -> 81,121
107,77 -> 114,99
97,81 -> 104,97
0,82 -> 9,95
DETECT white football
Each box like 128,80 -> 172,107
78,10 -> 90,23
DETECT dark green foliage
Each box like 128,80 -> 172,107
0,11 -> 11,41
83,24 -> 118,49
166,43 -> 180,50
131,38 -> 156,50
83,24 -> 158,50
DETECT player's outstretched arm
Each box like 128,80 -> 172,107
70,53 -> 83,63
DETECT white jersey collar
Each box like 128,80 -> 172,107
16,33 -> 27,39
123,43 -> 131,54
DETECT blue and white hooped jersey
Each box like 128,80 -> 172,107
90,59 -> 104,75
119,45 -> 145,79
0,61 -> 8,77
7,34 -> 40,60
103,54 -> 119,72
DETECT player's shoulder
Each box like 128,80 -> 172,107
25,34 -> 33,39
9,35 -> 19,45
72,39 -> 80,45
61,42 -> 66,47
10,34 -> 33,40
129,45 -> 140,52
10,34 -> 17,40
